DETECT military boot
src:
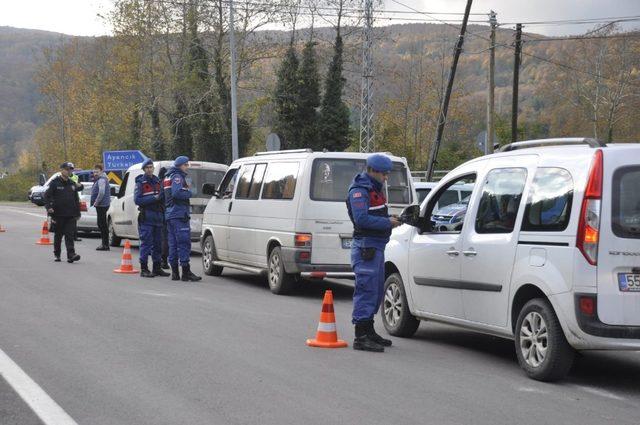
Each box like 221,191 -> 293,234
353,321 -> 384,353
181,264 -> 202,282
152,262 -> 170,277
140,262 -> 154,278
170,264 -> 181,281
161,258 -> 170,270
367,321 -> 392,347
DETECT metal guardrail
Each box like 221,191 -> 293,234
411,170 -> 450,182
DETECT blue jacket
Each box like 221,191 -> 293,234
134,173 -> 164,226
346,172 -> 392,250
163,167 -> 191,221
90,173 -> 111,208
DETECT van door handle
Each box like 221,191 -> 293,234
228,202 -> 233,212
122,203 -> 125,211
463,249 -> 477,257
446,249 -> 459,257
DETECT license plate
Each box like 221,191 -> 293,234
341,238 -> 353,249
618,273 -> 640,292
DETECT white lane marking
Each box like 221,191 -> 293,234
572,385 -> 627,401
518,386 -> 549,395
0,347 -> 79,425
1,207 -> 46,219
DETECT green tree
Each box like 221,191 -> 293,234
274,45 -> 300,149
297,41 -> 321,150
319,35 -> 350,151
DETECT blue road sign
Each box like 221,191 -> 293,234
103,150 -> 148,171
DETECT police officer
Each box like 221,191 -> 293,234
134,159 -> 170,278
45,162 -> 83,263
163,156 -> 202,282
347,154 -> 401,352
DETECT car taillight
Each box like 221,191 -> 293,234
80,201 -> 87,212
295,233 -> 312,247
576,149 -> 603,266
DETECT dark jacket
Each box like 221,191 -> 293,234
44,175 -> 82,218
163,167 -> 191,221
90,172 -> 111,208
134,173 -> 164,226
346,172 -> 392,250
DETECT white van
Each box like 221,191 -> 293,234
200,149 -> 416,294
383,138 -> 640,381
107,160 -> 228,246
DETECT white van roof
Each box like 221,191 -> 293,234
126,160 -> 228,174
229,150 -> 409,166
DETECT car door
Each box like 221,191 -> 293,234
460,157 -> 535,327
110,172 -> 128,235
208,167 -> 239,260
409,170 -> 479,319
122,170 -> 141,237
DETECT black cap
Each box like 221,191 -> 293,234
60,162 -> 75,170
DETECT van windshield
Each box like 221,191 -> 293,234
310,158 -> 412,204
187,169 -> 226,199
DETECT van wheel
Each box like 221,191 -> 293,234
202,234 -> 223,276
108,219 -> 121,247
267,247 -> 296,295
381,272 -> 420,337
515,298 -> 575,382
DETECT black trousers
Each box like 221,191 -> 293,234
161,222 -> 169,262
53,216 -> 77,259
96,206 -> 109,247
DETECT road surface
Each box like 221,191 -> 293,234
1,203 -> 639,425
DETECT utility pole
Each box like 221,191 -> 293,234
426,0 -> 473,180
511,23 -> 522,144
486,10 -> 497,154
229,0 -> 239,161
359,0 -> 374,153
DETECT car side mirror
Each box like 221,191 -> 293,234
38,173 -> 46,186
399,204 -> 421,228
202,183 -> 218,197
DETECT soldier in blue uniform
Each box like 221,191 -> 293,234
347,154 -> 401,352
134,159 -> 170,278
163,156 -> 202,282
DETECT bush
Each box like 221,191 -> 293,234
0,171 -> 36,201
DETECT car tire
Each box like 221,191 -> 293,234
267,246 -> 297,295
381,272 -> 420,337
108,219 -> 121,247
515,298 -> 575,382
202,234 -> 223,276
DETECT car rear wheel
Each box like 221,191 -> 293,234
108,219 -> 121,247
381,272 -> 420,337
267,247 -> 297,295
515,298 -> 575,382
202,234 -> 223,276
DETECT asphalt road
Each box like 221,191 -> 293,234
1,203 -> 639,425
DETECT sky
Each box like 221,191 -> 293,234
0,0 -> 639,37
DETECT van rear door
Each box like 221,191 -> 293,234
598,145 -> 640,326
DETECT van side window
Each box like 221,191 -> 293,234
426,174 -> 477,234
218,168 -> 239,199
475,168 -> 527,234
612,166 -> 640,239
249,164 -> 267,199
235,165 -> 255,199
261,162 -> 299,200
118,172 -> 129,198
521,168 -> 573,232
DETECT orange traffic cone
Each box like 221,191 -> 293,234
35,220 -> 52,245
113,240 -> 139,274
306,290 -> 348,348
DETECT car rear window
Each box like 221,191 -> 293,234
310,158 -> 412,204
416,188 -> 431,203
612,166 -> 640,239
188,169 -> 226,199
521,168 -> 573,232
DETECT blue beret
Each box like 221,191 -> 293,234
366,154 -> 393,173
141,159 -> 154,169
174,156 -> 189,167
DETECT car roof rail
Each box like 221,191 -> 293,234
254,148 -> 313,156
498,137 -> 606,152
